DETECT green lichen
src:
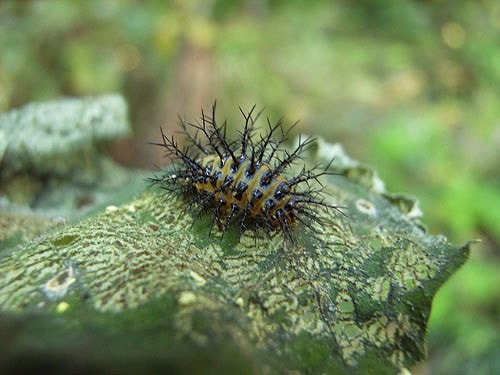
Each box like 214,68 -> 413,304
0,139 -> 470,373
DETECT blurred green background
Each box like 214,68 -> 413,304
1,0 -> 499,373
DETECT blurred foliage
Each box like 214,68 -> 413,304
0,0 -> 499,373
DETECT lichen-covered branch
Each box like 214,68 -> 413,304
0,148 -> 469,374
0,97 -> 470,374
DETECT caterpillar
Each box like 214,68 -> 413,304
150,103 -> 341,242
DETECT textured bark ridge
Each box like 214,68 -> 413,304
0,98 -> 469,374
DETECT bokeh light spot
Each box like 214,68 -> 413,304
441,22 -> 466,49
115,43 -> 141,72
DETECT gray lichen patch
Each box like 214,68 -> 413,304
0,94 -> 145,221
356,198 -> 377,216
0,94 -> 129,175
40,265 -> 76,300
0,137 -> 470,374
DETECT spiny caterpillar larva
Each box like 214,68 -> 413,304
150,103 -> 342,242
